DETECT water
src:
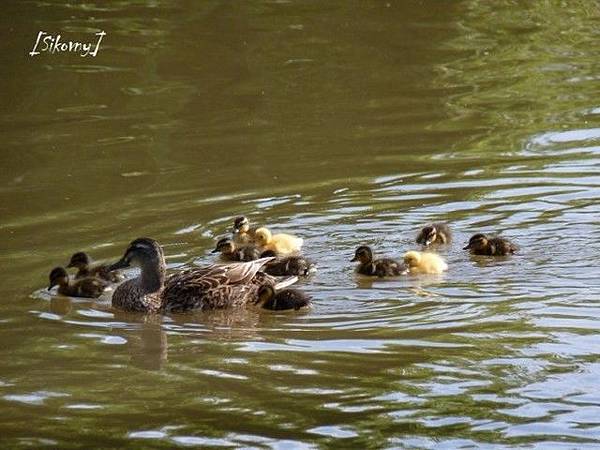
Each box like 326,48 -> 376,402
1,1 -> 600,448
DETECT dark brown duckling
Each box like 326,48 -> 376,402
254,284 -> 311,311
211,238 -> 261,262
67,251 -> 124,283
351,245 -> 408,278
416,223 -> 452,246
232,216 -> 258,245
463,233 -> 518,256
259,250 -> 316,277
48,267 -> 108,298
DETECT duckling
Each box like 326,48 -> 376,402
211,238 -> 261,262
108,237 -> 297,313
48,267 -> 108,298
259,250 -> 316,277
66,251 -> 124,283
254,284 -> 311,311
254,227 -> 303,255
232,216 -> 258,245
403,251 -> 448,274
416,223 -> 452,247
351,246 -> 407,278
464,233 -> 517,256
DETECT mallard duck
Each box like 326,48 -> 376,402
66,251 -> 124,282
108,237 -> 296,313
254,227 -> 303,255
253,284 -> 311,311
351,245 -> 407,277
416,223 -> 452,246
259,250 -> 316,276
211,238 -> 261,262
403,251 -> 448,274
232,216 -> 258,245
464,233 -> 517,256
48,267 -> 108,298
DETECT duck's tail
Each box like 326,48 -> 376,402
274,276 -> 298,290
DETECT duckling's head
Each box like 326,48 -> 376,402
254,227 -> 272,246
418,225 -> 437,246
66,251 -> 91,269
351,246 -> 373,264
403,251 -> 422,267
108,237 -> 163,271
464,233 -> 488,251
48,267 -> 69,290
260,250 -> 277,258
255,284 -> 276,308
212,238 -> 235,254
233,216 -> 250,233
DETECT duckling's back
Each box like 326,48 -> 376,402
420,253 -> 448,274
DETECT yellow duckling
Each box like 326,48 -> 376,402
254,227 -> 303,255
403,251 -> 448,275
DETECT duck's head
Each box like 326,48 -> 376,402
260,250 -> 277,258
419,225 -> 437,246
351,245 -> 373,264
403,251 -> 422,267
108,238 -> 163,271
48,267 -> 69,290
233,216 -> 250,233
212,238 -> 235,254
255,284 -> 276,308
254,227 -> 272,246
464,233 -> 488,251
66,251 -> 91,269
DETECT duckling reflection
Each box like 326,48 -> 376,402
253,285 -> 312,311
232,216 -> 258,245
254,227 -> 303,255
259,250 -> 316,276
211,238 -> 261,262
351,246 -> 407,278
464,233 -> 517,256
67,251 -> 124,282
403,251 -> 448,275
48,267 -> 108,298
416,223 -> 451,247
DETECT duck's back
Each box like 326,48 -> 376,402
375,258 -> 406,277
270,233 -> 303,254
420,253 -> 448,274
489,237 -> 517,255
161,263 -> 275,313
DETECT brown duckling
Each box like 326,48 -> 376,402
48,267 -> 108,298
403,251 -> 448,274
232,216 -> 258,245
464,233 -> 518,256
211,238 -> 261,262
351,246 -> 408,278
259,250 -> 316,277
254,284 -> 311,311
67,251 -> 124,283
416,223 -> 452,247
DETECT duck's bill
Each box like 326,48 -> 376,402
107,258 -> 129,271
211,248 -> 220,253
66,262 -> 75,268
47,285 -> 54,291
350,256 -> 358,262
463,244 -> 471,250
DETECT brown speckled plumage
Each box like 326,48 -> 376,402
416,223 -> 452,246
109,238 -> 281,313
260,250 -> 316,276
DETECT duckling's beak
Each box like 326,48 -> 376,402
463,243 -> 472,250
211,248 -> 220,253
47,282 -> 56,291
107,258 -> 129,271
350,256 -> 358,262
66,262 -> 74,268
